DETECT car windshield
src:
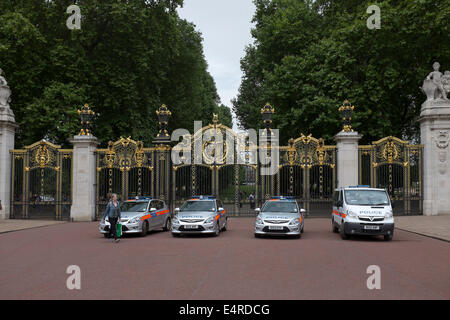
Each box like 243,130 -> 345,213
262,201 -> 298,213
120,201 -> 148,212
344,190 -> 390,206
181,200 -> 216,212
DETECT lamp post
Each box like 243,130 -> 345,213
77,104 -> 95,136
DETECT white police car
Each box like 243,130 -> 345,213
171,196 -> 228,237
254,196 -> 306,238
99,197 -> 172,237
332,186 -> 395,241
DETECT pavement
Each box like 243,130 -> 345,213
395,215 -> 450,242
0,218 -> 448,300
0,219 -> 66,234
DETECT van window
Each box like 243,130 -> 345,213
344,190 -> 390,206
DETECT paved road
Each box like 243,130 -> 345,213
0,218 -> 448,300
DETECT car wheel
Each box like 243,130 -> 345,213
103,233 -> 109,238
301,225 -> 304,233
140,221 -> 148,237
384,233 -> 393,241
214,222 -> 220,237
339,223 -> 349,240
221,218 -> 228,231
172,232 -> 180,238
332,219 -> 339,233
163,218 -> 171,231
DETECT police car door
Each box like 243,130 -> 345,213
216,200 -> 225,227
148,200 -> 159,229
155,200 -> 166,227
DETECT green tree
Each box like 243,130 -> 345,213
0,0 -> 223,147
233,0 -> 450,144
215,104 -> 233,128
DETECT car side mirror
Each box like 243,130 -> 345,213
255,208 -> 260,213
300,209 -> 306,213
174,207 -> 180,213
337,200 -> 343,207
218,207 -> 224,212
150,208 -> 157,212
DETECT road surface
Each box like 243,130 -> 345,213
0,218 -> 448,299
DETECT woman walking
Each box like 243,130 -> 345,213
103,193 -> 121,242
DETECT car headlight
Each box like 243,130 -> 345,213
385,211 -> 393,218
129,217 -> 140,224
347,210 -> 358,218
172,216 -> 180,225
255,216 -> 263,225
289,218 -> 300,225
205,217 -> 215,224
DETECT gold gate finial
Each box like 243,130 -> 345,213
339,100 -> 355,132
212,113 -> 219,125
77,103 -> 95,136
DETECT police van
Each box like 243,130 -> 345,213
254,196 -> 306,238
171,195 -> 228,237
332,186 -> 394,241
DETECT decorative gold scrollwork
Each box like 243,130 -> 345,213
316,138 -> 326,166
35,145 -> 51,168
135,141 -> 145,167
381,138 -> 399,163
105,141 -> 115,168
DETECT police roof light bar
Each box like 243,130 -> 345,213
129,196 -> 152,200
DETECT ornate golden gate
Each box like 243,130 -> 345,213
10,140 -> 73,220
359,136 -> 423,215
277,134 -> 337,216
95,137 -> 156,219
172,116 -> 258,216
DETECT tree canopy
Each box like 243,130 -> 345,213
233,0 -> 450,144
0,0 -> 232,147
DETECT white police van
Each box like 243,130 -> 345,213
331,186 -> 394,241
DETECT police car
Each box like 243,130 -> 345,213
99,197 -> 172,237
332,186 -> 394,241
171,196 -> 228,237
254,196 -> 306,238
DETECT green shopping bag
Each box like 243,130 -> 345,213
116,222 -> 122,238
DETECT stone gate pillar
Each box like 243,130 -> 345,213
69,135 -> 99,221
69,104 -> 99,221
420,62 -> 450,216
0,72 -> 18,220
334,100 -> 361,188
334,132 -> 361,188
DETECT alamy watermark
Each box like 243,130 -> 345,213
66,265 -> 81,290
366,265 -> 381,290
367,5 -> 381,30
66,5 -> 81,30
171,122 -> 279,175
